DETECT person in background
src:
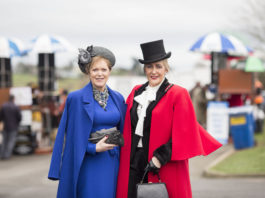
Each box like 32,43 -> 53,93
192,82 -> 208,128
53,89 -> 69,126
116,40 -> 222,198
253,87 -> 264,133
0,95 -> 22,159
226,94 -> 244,107
58,89 -> 68,117
189,81 -> 201,99
48,45 -> 126,198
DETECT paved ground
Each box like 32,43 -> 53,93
0,154 -> 57,198
190,145 -> 265,198
0,145 -> 264,198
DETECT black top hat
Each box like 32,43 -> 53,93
138,39 -> 171,64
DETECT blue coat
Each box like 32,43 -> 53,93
48,82 -> 126,198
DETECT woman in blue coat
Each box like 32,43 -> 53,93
48,45 -> 126,198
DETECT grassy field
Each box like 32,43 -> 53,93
56,76 -> 89,92
13,73 -> 37,87
13,73 -> 89,93
211,124 -> 265,175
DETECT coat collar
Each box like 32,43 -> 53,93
82,82 -> 124,127
134,78 -> 170,101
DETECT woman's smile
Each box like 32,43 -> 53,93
89,58 -> 111,92
144,60 -> 168,87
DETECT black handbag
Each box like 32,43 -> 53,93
88,127 -> 124,146
136,168 -> 169,198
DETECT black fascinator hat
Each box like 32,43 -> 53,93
78,45 -> 116,74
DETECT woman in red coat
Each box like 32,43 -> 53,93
116,40 -> 222,198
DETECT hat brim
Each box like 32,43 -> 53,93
138,52 -> 171,64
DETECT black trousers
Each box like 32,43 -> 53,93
128,148 -> 148,198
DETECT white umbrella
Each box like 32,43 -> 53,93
0,36 -> 26,58
28,34 -> 76,54
26,35 -> 76,94
190,32 -> 252,56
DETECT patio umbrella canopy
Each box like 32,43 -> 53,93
0,36 -> 26,87
0,36 -> 26,58
190,32 -> 252,56
26,34 -> 76,94
190,32 -> 254,84
245,57 -> 265,72
28,34 -> 76,54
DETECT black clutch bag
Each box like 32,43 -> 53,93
88,127 -> 124,146
136,168 -> 169,198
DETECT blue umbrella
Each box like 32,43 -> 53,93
190,32 -> 252,56
0,36 -> 26,58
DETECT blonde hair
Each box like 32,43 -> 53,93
162,59 -> 170,71
86,56 -> 112,74
144,59 -> 170,73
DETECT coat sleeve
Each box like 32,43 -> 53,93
48,97 -> 69,180
171,88 -> 222,161
86,143 -> 96,155
153,139 -> 172,165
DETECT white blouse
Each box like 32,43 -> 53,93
133,79 -> 164,147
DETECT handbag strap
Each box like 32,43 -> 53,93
140,167 -> 162,184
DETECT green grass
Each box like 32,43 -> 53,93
13,73 -> 89,93
255,131 -> 265,147
211,124 -> 265,175
56,77 -> 89,92
13,74 -> 37,87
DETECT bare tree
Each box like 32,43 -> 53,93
230,0 -> 265,52
228,0 -> 265,86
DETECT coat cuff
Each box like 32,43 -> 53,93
153,139 -> 172,165
48,175 -> 59,181
86,142 -> 96,155
48,170 -> 60,181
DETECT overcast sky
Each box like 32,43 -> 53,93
0,0 -> 243,71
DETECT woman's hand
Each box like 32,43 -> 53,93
95,136 -> 117,152
151,156 -> 161,168
145,156 -> 162,175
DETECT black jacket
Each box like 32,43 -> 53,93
0,102 -> 22,132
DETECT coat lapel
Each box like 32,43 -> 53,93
82,82 -> 94,123
108,86 -> 124,129
82,83 -> 125,130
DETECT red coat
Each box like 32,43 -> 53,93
116,84 -> 222,198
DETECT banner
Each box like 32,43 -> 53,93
10,87 -> 32,106
207,101 -> 229,144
